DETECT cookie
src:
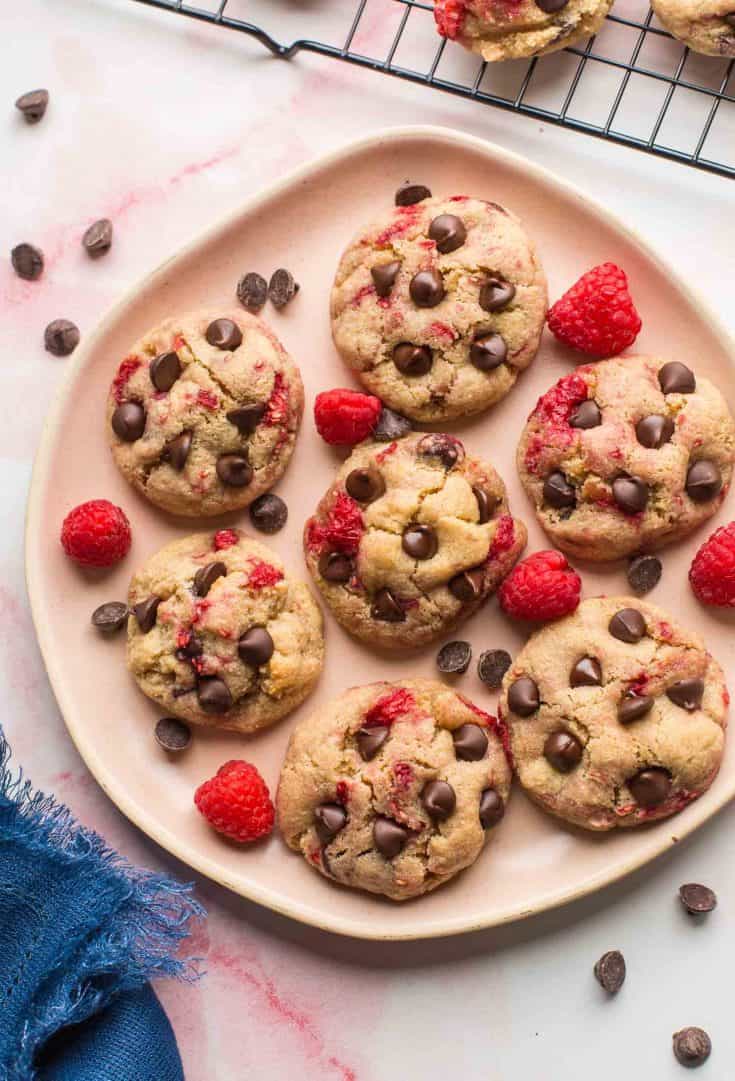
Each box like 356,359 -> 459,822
500,596 -> 728,831
651,0 -> 735,56
330,194 -> 547,423
304,432 -> 527,649
126,529 -> 324,733
517,356 -> 735,561
434,0 -> 614,62
107,310 -> 303,516
277,679 -> 512,900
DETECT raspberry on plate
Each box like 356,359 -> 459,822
547,262 -> 641,358
314,388 -> 382,446
194,760 -> 275,843
60,499 -> 131,567
499,549 -> 581,621
690,522 -> 735,606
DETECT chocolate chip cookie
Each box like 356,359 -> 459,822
126,529 -> 324,733
277,679 -> 512,900
651,0 -> 735,56
304,432 -> 527,649
517,355 -> 735,561
330,194 -> 547,423
107,310 -> 303,516
500,596 -> 728,830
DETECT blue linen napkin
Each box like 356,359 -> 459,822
0,731 -> 203,1081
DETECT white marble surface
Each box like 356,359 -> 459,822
2,1 -> 734,1078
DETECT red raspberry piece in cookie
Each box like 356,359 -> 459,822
314,388 -> 382,446
306,491 -> 364,555
689,522 -> 735,606
194,760 -> 275,843
434,0 -> 467,39
547,263 -> 641,358
60,499 -> 131,567
499,550 -> 581,621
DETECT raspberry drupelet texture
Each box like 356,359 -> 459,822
60,499 -> 132,567
690,522 -> 735,606
547,262 -> 641,358
314,388 -> 382,446
194,760 -> 275,843
499,549 -> 581,621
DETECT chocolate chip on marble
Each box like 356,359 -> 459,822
236,271 -> 268,312
314,802 -> 347,844
672,1028 -> 711,1068
569,399 -> 602,429
238,626 -> 274,667
44,318 -> 80,356
678,883 -> 717,915
357,725 -> 389,761
249,493 -> 288,534
618,693 -> 654,724
473,487 -> 496,523
479,277 -> 515,312
197,676 -> 233,713
91,601 -> 129,633
478,649 -> 512,688
226,404 -> 266,435
111,401 -> 146,442
594,950 -> 626,994
658,361 -> 696,395
133,596 -> 161,633
417,433 -> 462,469
393,342 -> 433,376
686,460 -> 722,503
544,731 -> 583,772
15,88 -> 49,122
346,466 -> 385,504
448,568 -> 484,602
82,218 -> 113,257
470,331 -> 507,371
428,213 -> 466,254
268,268 -> 299,309
371,260 -> 401,297
609,607 -> 646,643
479,788 -> 505,828
150,351 -> 181,392
205,318 -> 242,350
395,182 -> 432,206
535,0 -> 569,10
627,554 -> 662,595
216,453 -> 252,487
667,679 -> 704,712
409,269 -> 445,308
570,656 -> 602,687
11,242 -> 44,280
507,676 -> 540,717
421,779 -> 456,820
193,561 -> 226,597
371,587 -> 405,622
636,413 -> 674,449
154,716 -> 192,753
161,430 -> 192,472
628,767 -> 671,808
373,406 -> 412,441
612,475 -> 649,514
452,723 -> 488,761
402,523 -> 437,560
436,640 -> 472,675
318,550 -> 354,583
544,470 -> 576,509
373,816 -> 409,859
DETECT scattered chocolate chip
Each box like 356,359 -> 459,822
628,767 -> 671,808
686,460 -> 722,502
678,883 -> 717,915
417,433 -> 462,468
428,213 -> 466,254
111,401 -> 145,442
268,267 -> 299,309
371,587 -> 405,622
11,242 -> 43,280
609,607 -> 646,643
314,802 -> 347,843
373,816 -> 409,859
44,318 -> 79,356
544,470 -> 576,509
249,493 -> 288,534
373,406 -> 412,441
479,788 -> 505,828
479,277 -> 515,312
226,403 -> 266,435
162,430 -> 192,472
393,342 -> 433,376
507,676 -> 540,717
594,950 -> 626,994
536,0 -> 569,10
612,475 -> 649,514
409,269 -> 445,308
371,260 -> 401,297
544,730 -> 583,772
627,554 -> 662,595
216,453 -> 252,487
569,399 -> 602,429
667,678 -> 704,712
421,779 -> 456,820
357,725 -> 389,761
82,218 -> 113,257
473,487 -> 495,523
436,640 -> 472,675
238,626 -> 274,667
150,351 -> 181,392
618,692 -> 654,724
15,88 -> 49,122
636,413 -> 674,449
319,550 -> 354,583
205,318 -> 242,351
470,331 -> 507,371
346,466 -> 385,504
193,561 -> 226,597
236,271 -> 268,312
478,649 -> 512,688
448,568 -> 484,602
395,182 -> 432,206
402,523 -> 437,560
91,601 -> 129,633
154,716 -> 192,753
672,1028 -> 711,1068
133,596 -> 161,633
659,361 -> 696,395
197,676 -> 233,713
452,723 -> 488,761
570,656 -> 602,687
176,633 -> 203,661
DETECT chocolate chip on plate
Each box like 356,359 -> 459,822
609,607 -> 646,643
627,554 -> 662,595
11,242 -> 44,280
659,361 -> 696,395
82,218 -> 113,257
193,561 -> 226,597
154,716 -> 192,753
133,596 -> 161,633
15,88 -> 49,122
162,430 -> 192,471
428,213 -> 467,254
477,649 -> 512,688
594,950 -> 626,994
346,466 -> 385,504
216,453 -> 252,487
318,550 -> 354,583
479,277 -> 515,312
569,399 -> 602,429
570,656 -> 602,687
672,1027 -> 711,1068
236,271 -> 268,312
436,640 -> 472,675
409,269 -> 445,308
238,626 -> 275,667
686,460 -> 722,502
314,802 -> 347,843
373,406 -> 412,441
249,492 -> 288,534
197,676 -> 233,713
357,725 -> 388,761
612,474 -> 649,514
227,403 -> 266,435
479,788 -> 505,828
507,676 -> 540,716
402,523 -> 437,560
544,731 -> 583,772
268,267 -> 299,309
373,816 -> 409,859
452,723 -> 488,761
392,342 -> 433,376
371,260 -> 401,298
91,601 -> 129,633
470,332 -> 507,371
44,318 -> 80,356
206,318 -> 242,351
150,351 -> 181,392
111,401 -> 146,442
395,182 -> 432,206
421,779 -> 456,820
371,587 -> 405,622
678,883 -> 717,915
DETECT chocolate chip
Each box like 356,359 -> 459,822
612,475 -> 649,514
15,88 -> 49,122
417,433 -> 462,468
594,950 -> 626,994
238,626 -> 274,667
162,430 -> 192,471
373,816 -> 409,859
452,723 -> 488,761
436,640 -> 472,675
569,399 -> 602,429
216,453 -> 252,487
628,767 -> 671,808
197,676 -> 233,713
226,403 -> 266,435
636,413 -> 674,449
470,332 -> 507,371
428,213 -> 467,254
319,550 -> 354,583
667,678 -> 704,711
672,1027 -> 711,1068
133,596 -> 161,633
402,523 -> 437,560
154,716 -> 191,753
609,607 -> 646,643
479,277 -> 515,312
236,271 -> 268,312
346,466 -> 385,504
82,218 -> 113,257
176,633 -> 203,661
249,493 -> 288,534
11,242 -> 43,280
373,406 -> 412,441
193,561 -> 226,597
314,803 -> 347,844
371,260 -> 401,297
535,0 -> 569,10
725,11 -> 735,24
544,731 -> 583,772
479,788 -> 505,828
357,726 -> 388,761
393,342 -> 433,376
618,693 -> 654,724
205,318 -> 242,350
507,676 -> 540,716
268,268 -> 299,309
421,779 -> 456,820
409,269 -> 445,308
570,656 -> 602,687
395,182 -> 432,206
473,487 -> 496,523
91,601 -> 129,633
659,361 -> 696,395
371,588 -> 405,622
686,460 -> 722,502
150,351 -> 181,392
627,554 -> 662,595
44,318 -> 80,356
448,568 -> 484,602
478,649 -> 512,688
679,883 -> 717,915
111,401 -> 146,442
543,471 -> 576,509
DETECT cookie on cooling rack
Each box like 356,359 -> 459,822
651,0 -> 735,56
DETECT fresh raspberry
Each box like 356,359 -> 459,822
314,388 -> 382,446
60,499 -> 131,567
547,262 -> 641,358
689,522 -> 735,606
434,0 -> 466,38
499,550 -> 581,621
194,760 -> 274,844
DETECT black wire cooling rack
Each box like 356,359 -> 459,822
130,0 -> 734,179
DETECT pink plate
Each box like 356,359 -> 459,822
26,127 -> 735,940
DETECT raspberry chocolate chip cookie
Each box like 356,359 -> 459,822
500,596 -> 728,831
330,193 -> 547,423
107,310 -> 303,516
304,432 -> 527,649
277,679 -> 512,900
517,355 -> 735,561
651,0 -> 735,56
126,529 -> 323,733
